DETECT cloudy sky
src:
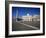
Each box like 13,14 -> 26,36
12,7 -> 40,17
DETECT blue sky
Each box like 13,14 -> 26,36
12,7 -> 40,17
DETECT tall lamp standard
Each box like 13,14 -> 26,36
16,9 -> 18,22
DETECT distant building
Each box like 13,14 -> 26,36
22,13 -> 32,21
33,15 -> 40,21
21,13 -> 40,21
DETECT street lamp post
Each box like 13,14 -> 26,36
16,9 -> 18,22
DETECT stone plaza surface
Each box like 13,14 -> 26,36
12,20 -> 40,31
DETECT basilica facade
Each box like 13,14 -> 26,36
21,13 -> 40,21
